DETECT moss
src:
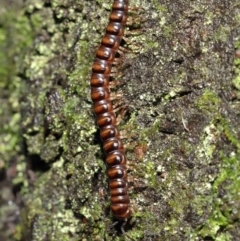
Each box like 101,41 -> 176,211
185,38 -> 240,239
0,5 -> 32,165
0,2 -> 33,240
196,90 -> 220,114
196,122 -> 240,240
232,41 -> 240,91
16,0 -> 111,238
16,159 -> 80,241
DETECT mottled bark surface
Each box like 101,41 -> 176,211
0,0 -> 240,240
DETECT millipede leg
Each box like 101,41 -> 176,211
116,106 -> 127,125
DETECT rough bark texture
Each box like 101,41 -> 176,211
1,0 -> 240,241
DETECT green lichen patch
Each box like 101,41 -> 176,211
195,123 -> 240,240
16,158 -> 79,241
0,3 -> 32,166
0,2 -> 33,240
232,41 -> 240,91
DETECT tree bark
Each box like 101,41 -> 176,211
1,0 -> 240,240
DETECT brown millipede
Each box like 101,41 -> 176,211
90,0 -> 131,221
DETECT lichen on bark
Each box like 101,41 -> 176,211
0,0 -> 240,241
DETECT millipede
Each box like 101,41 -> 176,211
90,0 -> 132,223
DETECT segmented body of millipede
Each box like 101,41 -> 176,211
90,0 -> 131,220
